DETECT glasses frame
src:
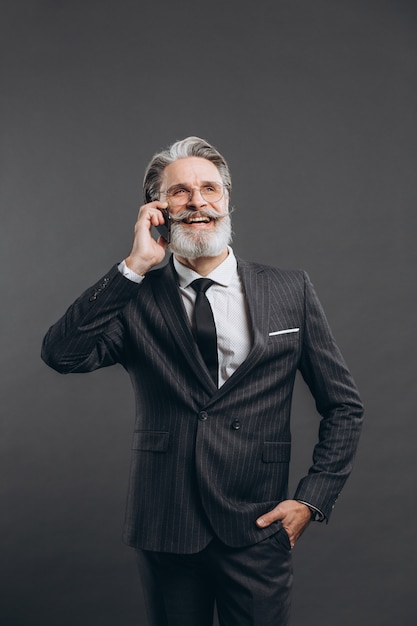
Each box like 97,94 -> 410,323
160,182 -> 226,206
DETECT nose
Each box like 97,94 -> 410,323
187,187 -> 207,208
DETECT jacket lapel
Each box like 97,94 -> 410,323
204,258 -> 271,405
150,259 -> 217,395
151,256 -> 280,404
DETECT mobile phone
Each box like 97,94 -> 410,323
155,208 -> 171,243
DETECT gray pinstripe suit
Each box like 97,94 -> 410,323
42,256 -> 364,555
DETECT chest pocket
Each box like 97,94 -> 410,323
131,430 -> 169,452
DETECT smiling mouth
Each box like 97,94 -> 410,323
182,215 -> 212,224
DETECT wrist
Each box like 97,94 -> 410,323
124,256 -> 151,277
296,500 -> 325,522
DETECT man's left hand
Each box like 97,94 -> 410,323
255,500 -> 312,548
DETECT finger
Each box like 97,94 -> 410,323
139,203 -> 169,227
256,507 -> 283,528
145,200 -> 169,215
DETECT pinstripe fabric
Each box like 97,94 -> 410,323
41,257 -> 364,554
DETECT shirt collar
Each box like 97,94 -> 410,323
173,246 -> 237,289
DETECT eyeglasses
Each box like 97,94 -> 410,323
161,182 -> 225,207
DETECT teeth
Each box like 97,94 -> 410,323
185,217 -> 210,223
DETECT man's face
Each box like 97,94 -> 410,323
159,157 -> 231,259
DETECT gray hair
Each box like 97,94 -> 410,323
143,136 -> 232,203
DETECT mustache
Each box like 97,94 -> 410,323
169,207 -> 233,223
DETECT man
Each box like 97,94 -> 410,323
42,136 -> 364,626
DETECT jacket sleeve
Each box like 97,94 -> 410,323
293,272 -> 364,520
41,265 -> 140,374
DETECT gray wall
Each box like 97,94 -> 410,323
1,1 -> 416,624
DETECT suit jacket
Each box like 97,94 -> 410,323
41,256 -> 364,553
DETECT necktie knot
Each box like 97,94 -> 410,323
190,278 -> 215,294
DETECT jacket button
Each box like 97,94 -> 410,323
231,419 -> 241,430
199,411 -> 208,421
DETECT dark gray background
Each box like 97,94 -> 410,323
1,1 -> 416,624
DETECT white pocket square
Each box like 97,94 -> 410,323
269,328 -> 300,336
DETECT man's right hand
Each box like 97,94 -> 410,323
124,201 -> 170,276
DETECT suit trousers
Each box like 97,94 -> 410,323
136,530 -> 293,626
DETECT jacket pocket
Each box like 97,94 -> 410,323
131,430 -> 169,452
268,328 -> 299,337
262,441 -> 291,463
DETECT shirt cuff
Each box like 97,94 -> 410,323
296,500 -> 325,522
118,260 -> 145,284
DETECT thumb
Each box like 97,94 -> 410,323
256,506 -> 283,528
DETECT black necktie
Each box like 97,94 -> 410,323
190,278 -> 218,386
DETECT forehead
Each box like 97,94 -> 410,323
161,157 -> 221,187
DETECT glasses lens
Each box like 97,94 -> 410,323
200,183 -> 224,202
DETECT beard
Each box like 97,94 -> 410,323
168,209 -> 232,259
